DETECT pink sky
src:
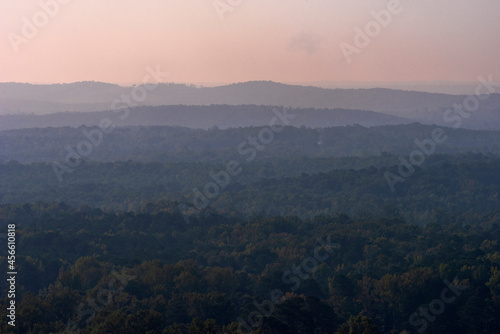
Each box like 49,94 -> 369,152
1,0 -> 499,85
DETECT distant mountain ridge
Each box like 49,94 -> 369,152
0,105 -> 411,131
1,81 -> 499,129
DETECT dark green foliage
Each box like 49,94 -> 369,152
0,203 -> 499,333
1,154 -> 500,225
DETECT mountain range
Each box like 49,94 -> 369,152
1,81 -> 499,130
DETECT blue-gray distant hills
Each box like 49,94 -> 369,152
1,81 -> 499,129
0,105 -> 412,131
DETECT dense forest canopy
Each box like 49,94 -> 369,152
1,153 -> 500,224
0,202 -> 499,333
1,117 -> 500,333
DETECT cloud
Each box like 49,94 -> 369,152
287,31 -> 322,54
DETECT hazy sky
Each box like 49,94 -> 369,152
1,0 -> 499,85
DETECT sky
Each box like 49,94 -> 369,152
1,0 -> 499,85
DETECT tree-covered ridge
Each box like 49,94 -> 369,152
1,82 -> 500,129
0,203 -> 499,333
2,123 -> 500,163
0,105 -> 410,131
1,154 -> 499,224
1,122 -> 500,333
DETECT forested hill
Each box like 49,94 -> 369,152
2,85 -> 500,333
1,154 -> 499,224
2,123 -> 500,163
